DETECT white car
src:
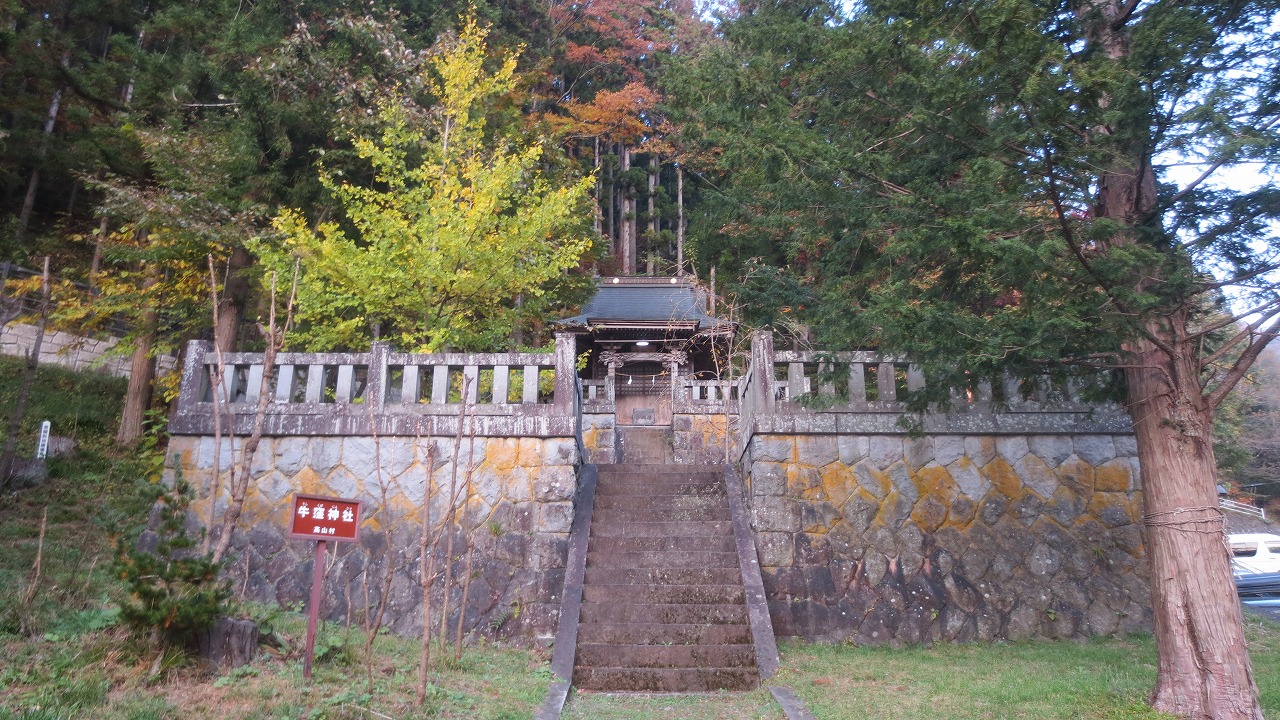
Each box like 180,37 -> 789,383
1229,533 -> 1280,576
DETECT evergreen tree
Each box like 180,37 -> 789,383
669,0 -> 1280,716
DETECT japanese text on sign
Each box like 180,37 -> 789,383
289,494 -> 361,542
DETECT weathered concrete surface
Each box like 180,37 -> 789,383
167,434 -> 579,644
745,433 -> 1150,644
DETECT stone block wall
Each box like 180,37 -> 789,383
744,433 -> 1150,644
166,433 -> 579,644
580,413 -> 616,464
672,413 -> 739,465
1,321 -> 177,377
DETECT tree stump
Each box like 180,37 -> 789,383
198,617 -> 259,669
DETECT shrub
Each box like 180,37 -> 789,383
114,465 -> 227,647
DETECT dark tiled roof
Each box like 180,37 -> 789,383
559,278 -> 731,329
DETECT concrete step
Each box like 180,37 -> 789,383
576,643 -> 756,669
583,566 -> 742,586
597,464 -> 725,474
573,666 -> 759,692
579,602 -> 749,626
591,502 -> 732,517
584,550 -> 740,570
590,520 -> 732,538
597,477 -> 723,488
617,427 -> 674,465
595,482 -> 725,498
586,534 -> 737,554
593,492 -> 728,510
582,583 -> 746,605
577,622 -> 752,646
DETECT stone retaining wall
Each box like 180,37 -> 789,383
166,433 -> 578,644
580,413 -> 616,464
744,433 -> 1150,643
673,413 -> 738,465
1,321 -> 177,377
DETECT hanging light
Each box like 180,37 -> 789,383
634,340 -> 650,347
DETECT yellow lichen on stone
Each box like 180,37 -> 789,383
189,495 -> 212,523
242,486 -> 272,524
1085,492 -> 1142,524
694,416 -> 727,438
385,491 -> 417,518
516,438 -> 543,468
911,494 -> 949,532
1055,458 -> 1095,493
819,463 -> 855,507
268,501 -> 295,530
872,490 -> 902,527
483,438 -> 520,473
983,458 -> 1021,497
863,466 -> 893,497
913,464 -> 953,497
294,467 -> 324,496
786,464 -> 818,497
1093,461 -> 1131,493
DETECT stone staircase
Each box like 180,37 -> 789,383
573,463 -> 760,692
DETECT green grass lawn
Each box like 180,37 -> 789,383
776,636 -> 1165,720
558,616 -> 1280,720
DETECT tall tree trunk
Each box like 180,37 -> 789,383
593,138 -> 602,237
1127,328 -> 1263,720
213,247 -> 252,352
621,146 -> 635,275
648,153 -> 659,274
1077,4 -> 1262,715
677,166 -> 685,275
607,145 -> 616,257
89,216 -> 107,293
17,83 -> 64,244
116,265 -> 160,446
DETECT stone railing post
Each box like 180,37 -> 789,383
750,330 -> 775,413
176,339 -> 212,413
367,342 -> 389,412
605,361 -> 617,404
553,332 -> 576,413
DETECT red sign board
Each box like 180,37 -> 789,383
289,494 -> 361,542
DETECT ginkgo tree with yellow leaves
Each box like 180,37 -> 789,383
259,15 -> 595,352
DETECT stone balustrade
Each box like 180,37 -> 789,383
170,335 -> 580,438
738,333 -> 1132,439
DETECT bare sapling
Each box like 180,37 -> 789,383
454,544 -> 474,662
19,506 -> 48,607
363,397 -> 396,692
416,424 -> 436,705
437,377 -> 472,655
454,405 -> 482,662
210,264 -> 298,564
201,254 -> 234,556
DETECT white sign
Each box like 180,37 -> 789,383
36,420 -> 50,459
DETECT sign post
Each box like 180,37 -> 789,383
289,493 -> 362,680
